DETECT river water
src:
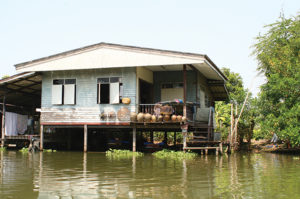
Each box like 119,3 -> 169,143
0,151 -> 300,199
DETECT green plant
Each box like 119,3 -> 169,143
0,147 -> 6,151
153,149 -> 198,160
19,147 -> 29,153
106,149 -> 143,159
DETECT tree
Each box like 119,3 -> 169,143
253,14 -> 300,146
215,68 -> 257,150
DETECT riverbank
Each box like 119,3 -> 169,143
251,139 -> 300,154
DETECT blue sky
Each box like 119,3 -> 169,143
0,0 -> 299,96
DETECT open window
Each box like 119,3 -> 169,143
97,77 -> 122,104
52,79 -> 76,105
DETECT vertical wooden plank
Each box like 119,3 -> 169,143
183,65 -> 187,118
40,125 -> 44,151
219,142 -> 223,155
1,97 -> 5,148
132,127 -> 136,152
84,124 -> 88,152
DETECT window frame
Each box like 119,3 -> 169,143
52,78 -> 76,105
97,77 -> 123,104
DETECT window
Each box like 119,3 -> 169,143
97,77 -> 122,104
52,79 -> 76,105
161,82 -> 183,89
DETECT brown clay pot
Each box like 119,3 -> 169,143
171,115 -> 177,122
151,115 -> 157,122
157,115 -> 163,122
182,116 -> 187,122
122,98 -> 131,104
137,113 -> 144,122
164,114 -> 170,122
130,112 -> 137,122
177,115 -> 182,122
144,113 -> 151,122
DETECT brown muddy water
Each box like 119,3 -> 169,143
0,151 -> 300,199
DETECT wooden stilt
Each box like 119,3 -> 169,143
216,148 -> 219,155
150,131 -> 153,143
174,132 -> 177,146
205,148 -> 208,155
40,125 -> 44,151
83,124 -> 88,152
183,131 -> 187,152
132,127 -> 136,152
219,142 -> 223,155
1,96 -> 5,148
183,65 -> 187,118
164,131 -> 167,145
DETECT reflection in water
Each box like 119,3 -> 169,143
0,151 -> 300,198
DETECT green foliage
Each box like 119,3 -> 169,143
1,75 -> 10,79
106,149 -> 143,159
43,149 -> 57,152
215,68 -> 257,144
153,149 -> 198,160
19,147 -> 29,153
0,147 -> 6,151
253,14 -> 300,146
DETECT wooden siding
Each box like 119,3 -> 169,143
41,68 -> 136,124
153,71 -> 197,103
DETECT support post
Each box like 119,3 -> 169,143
219,142 -> 223,155
164,131 -> 167,145
40,125 -> 44,151
183,131 -> 187,152
83,124 -> 88,152
132,127 -> 136,152
1,96 -> 5,148
150,131 -> 153,143
183,65 -> 187,118
173,132 -> 177,146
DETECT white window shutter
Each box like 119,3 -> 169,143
64,84 -> 76,105
110,82 -> 119,104
52,85 -> 63,104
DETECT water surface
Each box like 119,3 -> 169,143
0,151 -> 300,198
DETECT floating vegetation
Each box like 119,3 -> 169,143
106,149 -> 143,159
0,147 -> 6,151
19,147 -> 29,153
153,149 -> 198,160
43,149 -> 57,152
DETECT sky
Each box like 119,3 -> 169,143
0,0 -> 299,96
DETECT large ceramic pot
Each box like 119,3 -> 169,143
144,113 -> 151,122
163,114 -> 170,122
130,112 -> 137,122
137,113 -> 144,122
157,115 -> 163,122
171,115 -> 177,122
151,115 -> 157,122
177,115 -> 182,122
182,116 -> 187,122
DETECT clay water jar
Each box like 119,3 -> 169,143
157,115 -> 163,122
130,112 -> 137,122
164,114 -> 170,122
144,113 -> 152,122
177,115 -> 182,122
151,115 -> 157,122
171,115 -> 177,122
182,116 -> 187,122
137,113 -> 144,122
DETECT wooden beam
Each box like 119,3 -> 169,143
132,127 -> 136,152
183,64 -> 187,118
1,96 -> 5,147
39,124 -> 44,151
83,124 -> 88,152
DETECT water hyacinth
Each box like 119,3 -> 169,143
0,147 -> 6,151
106,149 -> 143,159
19,147 -> 29,153
153,149 -> 198,160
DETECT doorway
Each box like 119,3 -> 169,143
139,79 -> 153,104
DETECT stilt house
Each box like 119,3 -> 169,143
0,43 -> 228,152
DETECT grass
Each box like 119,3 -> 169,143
153,149 -> 198,160
106,149 -> 143,159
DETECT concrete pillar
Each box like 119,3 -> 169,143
83,124 -> 88,152
132,127 -> 136,152
40,125 -> 44,151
